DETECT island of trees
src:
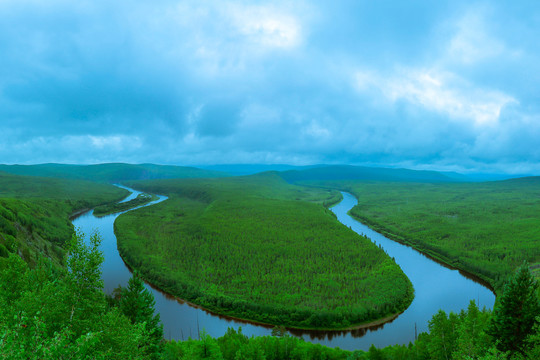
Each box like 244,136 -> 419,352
0,163 -> 539,359
116,174 -> 414,329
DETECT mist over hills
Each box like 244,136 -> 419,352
278,165 -> 461,183
0,162 -> 529,184
0,163 -> 227,183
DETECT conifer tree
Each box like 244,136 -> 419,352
487,263 -> 540,356
120,271 -> 163,357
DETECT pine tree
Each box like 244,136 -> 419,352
487,263 -> 540,356
120,271 -> 163,357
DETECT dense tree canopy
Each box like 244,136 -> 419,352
116,175 -> 414,329
0,231 -> 160,359
488,263 -> 540,356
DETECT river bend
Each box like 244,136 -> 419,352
72,188 -> 495,351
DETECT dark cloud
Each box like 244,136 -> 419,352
0,0 -> 539,174
195,101 -> 240,137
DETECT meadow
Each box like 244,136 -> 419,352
115,173 -> 414,329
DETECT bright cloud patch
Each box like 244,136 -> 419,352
1,0 -> 540,173
447,11 -> 506,64
87,135 -> 142,150
229,5 -> 301,49
355,68 -> 516,125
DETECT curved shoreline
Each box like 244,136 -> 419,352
300,185 -> 498,294
346,208 -> 497,295
112,187 -> 414,332
118,245 -> 410,333
73,185 -> 494,348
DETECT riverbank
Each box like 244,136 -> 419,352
337,180 -> 540,293
93,193 -> 158,217
347,210 -> 497,293
113,175 -> 414,330
72,183 -> 494,350
118,243 -> 410,332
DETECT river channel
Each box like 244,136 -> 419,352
72,188 -> 495,351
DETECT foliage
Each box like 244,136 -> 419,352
160,301 -> 532,360
0,230 -> 160,359
93,193 -> 157,217
163,327 -> 355,360
115,174 -> 413,329
2,166 -> 539,358
310,178 -> 540,291
0,172 -> 128,266
487,263 -> 540,356
119,271 -> 164,357
525,316 -> 540,359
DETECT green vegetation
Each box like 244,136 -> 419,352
163,328 -> 356,359
487,263 -> 540,356
0,231 -> 163,359
0,172 -> 128,266
0,162 -> 230,267
0,163 -> 227,183
1,163 -> 539,358
115,173 -> 414,329
309,178 -> 540,291
3,232 -> 539,358
93,193 -> 158,217
2,230 -> 538,358
163,303 -> 492,360
163,266 -> 540,360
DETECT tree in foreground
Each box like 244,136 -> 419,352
487,263 -> 540,356
0,230 -> 156,359
120,270 -> 164,357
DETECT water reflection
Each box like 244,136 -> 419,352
72,188 -> 495,351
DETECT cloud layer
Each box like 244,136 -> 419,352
1,0 -> 539,173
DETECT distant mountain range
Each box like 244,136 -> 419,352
0,163 -> 226,183
0,163 -> 527,183
278,165 -> 462,183
198,163 -> 316,176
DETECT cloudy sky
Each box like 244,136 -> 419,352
1,0 -> 539,173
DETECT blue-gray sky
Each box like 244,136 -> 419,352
1,0 -> 539,174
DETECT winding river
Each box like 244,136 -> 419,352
72,188 -> 495,351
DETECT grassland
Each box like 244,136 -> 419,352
93,193 -> 158,217
0,171 -> 129,265
308,178 -> 540,291
114,173 -> 414,329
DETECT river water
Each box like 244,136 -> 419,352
72,188 -> 495,351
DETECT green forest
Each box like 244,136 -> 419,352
0,164 -> 539,358
93,193 -> 158,217
116,173 -> 414,329
0,163 -> 226,183
0,171 -> 128,266
305,178 -> 540,291
1,233 -> 539,359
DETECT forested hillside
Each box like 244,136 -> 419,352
0,163 -> 226,183
0,172 -> 128,266
2,236 -> 539,358
0,166 -> 539,358
116,173 -> 414,329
